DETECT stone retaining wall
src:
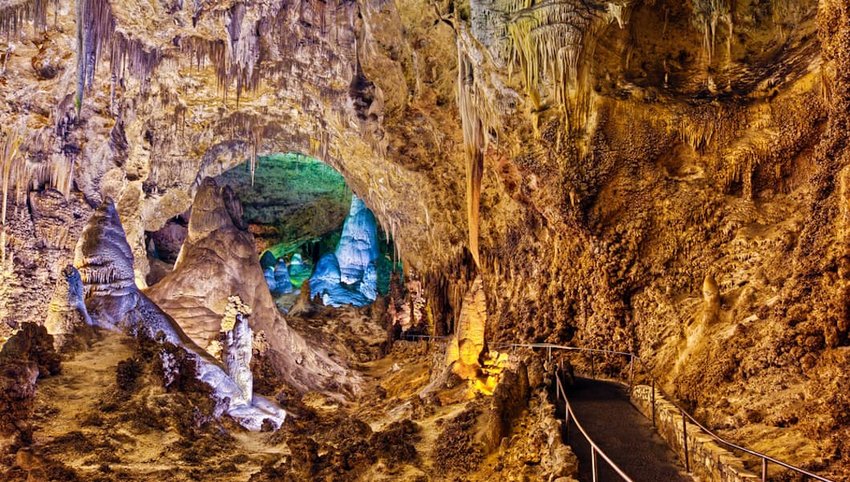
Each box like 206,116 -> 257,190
631,385 -> 760,482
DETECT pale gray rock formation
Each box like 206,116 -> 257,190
74,200 -> 285,430
44,265 -> 94,353
221,296 -> 254,406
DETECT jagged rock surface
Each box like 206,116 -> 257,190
0,0 -> 848,475
147,178 -> 355,394
73,199 -> 285,430
43,265 -> 94,353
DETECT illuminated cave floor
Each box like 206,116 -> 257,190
22,332 -> 288,480
2,308 -> 568,481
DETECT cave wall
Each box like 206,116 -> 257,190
1,0 -> 849,474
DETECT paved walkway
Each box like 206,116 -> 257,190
561,377 -> 693,482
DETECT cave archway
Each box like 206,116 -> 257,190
148,152 -> 402,311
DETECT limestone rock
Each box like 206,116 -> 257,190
273,259 -> 293,294
146,178 -> 356,394
359,262 -> 378,301
74,199 -> 285,430
0,323 -> 61,378
287,254 -> 313,287
453,276 -> 487,379
483,362 -> 530,453
44,265 -> 94,353
222,296 -> 253,406
336,196 -> 380,285
263,266 -> 277,293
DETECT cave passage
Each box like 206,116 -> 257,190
207,153 -> 400,311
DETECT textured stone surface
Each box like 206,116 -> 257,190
73,198 -> 285,430
336,196 -> 380,285
147,178 -> 356,394
0,0 -> 847,476
43,265 -> 94,353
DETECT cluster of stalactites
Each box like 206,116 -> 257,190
0,0 -> 50,37
1,128 -> 76,261
689,0 -> 733,65
505,0 -> 631,133
74,0 -> 162,113
176,5 -> 262,108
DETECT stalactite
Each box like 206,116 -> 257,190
690,0 -> 732,66
0,129 -> 21,263
456,38 -> 499,267
74,0 -> 162,112
0,0 -> 49,37
506,1 -> 630,133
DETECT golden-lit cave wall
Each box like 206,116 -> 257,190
457,0 -> 850,472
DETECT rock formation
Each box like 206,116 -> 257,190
263,266 -> 277,293
287,254 -> 312,287
448,276 -> 488,380
0,0 -> 848,476
306,195 -> 381,307
147,178 -> 355,393
221,296 -> 254,407
74,199 -> 285,430
272,259 -> 293,294
0,323 -> 61,444
44,265 -> 94,353
336,196 -> 380,285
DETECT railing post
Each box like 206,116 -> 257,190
564,406 -> 570,443
682,409 -> 690,473
651,379 -> 656,427
591,446 -> 598,482
761,458 -> 767,482
547,346 -> 552,362
590,353 -> 595,379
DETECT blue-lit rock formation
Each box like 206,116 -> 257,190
263,266 -> 277,292
273,259 -> 293,294
307,196 -> 380,307
259,251 -> 277,270
336,196 -> 380,285
359,262 -> 378,301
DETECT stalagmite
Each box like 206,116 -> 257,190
273,258 -> 293,294
221,295 -> 253,406
44,265 -> 94,353
702,273 -> 720,325
449,276 -> 487,380
336,195 -> 380,284
74,200 -> 286,430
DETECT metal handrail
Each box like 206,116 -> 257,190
400,334 -> 450,341
497,342 -> 836,482
555,368 -> 634,482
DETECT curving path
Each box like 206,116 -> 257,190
561,377 -> 693,482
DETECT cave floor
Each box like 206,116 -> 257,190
5,309 -> 568,481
